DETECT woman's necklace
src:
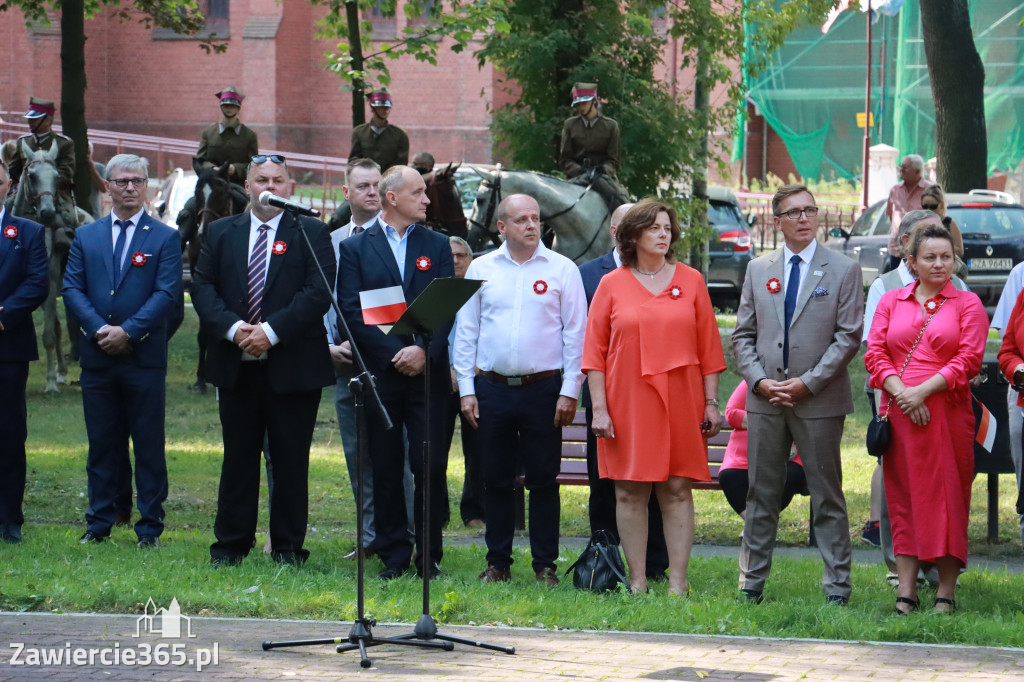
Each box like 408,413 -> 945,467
634,261 -> 667,279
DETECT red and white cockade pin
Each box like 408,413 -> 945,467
669,286 -> 682,300
416,256 -> 431,271
533,280 -> 548,295
272,241 -> 287,255
3,225 -> 17,239
131,252 -> 146,267
924,296 -> 942,313
766,277 -> 782,294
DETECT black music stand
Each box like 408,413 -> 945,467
336,277 -> 513,657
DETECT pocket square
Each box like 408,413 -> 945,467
811,286 -> 829,298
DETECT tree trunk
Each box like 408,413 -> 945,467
691,43 -> 710,280
919,0 -> 987,192
60,0 -> 91,213
345,0 -> 365,127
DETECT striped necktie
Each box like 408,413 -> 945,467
247,225 -> 270,324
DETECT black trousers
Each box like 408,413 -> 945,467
584,405 -> 669,576
369,374 -> 449,572
476,374 -> 561,571
719,462 -> 806,516
210,362 -> 321,563
0,362 -> 29,530
444,391 -> 485,524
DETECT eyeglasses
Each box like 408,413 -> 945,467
775,207 -> 819,220
921,202 -> 940,210
251,154 -> 286,165
109,177 -> 147,189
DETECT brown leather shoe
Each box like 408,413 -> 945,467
479,565 -> 511,583
535,566 -> 559,587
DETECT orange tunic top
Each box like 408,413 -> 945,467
582,263 -> 726,482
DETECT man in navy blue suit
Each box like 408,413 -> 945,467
578,202 -> 669,580
0,159 -> 49,544
338,165 -> 455,579
63,154 -> 183,548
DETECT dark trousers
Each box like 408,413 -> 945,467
80,364 -> 168,539
719,462 -> 805,516
369,374 -> 449,571
210,362 -> 321,563
476,374 -> 561,571
444,391 -> 485,524
0,363 -> 30,529
584,405 -> 669,576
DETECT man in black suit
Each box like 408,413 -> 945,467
338,165 -> 455,579
578,202 -> 669,580
192,154 -> 335,566
0,159 -> 49,544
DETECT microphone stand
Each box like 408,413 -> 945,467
260,206 -> 447,668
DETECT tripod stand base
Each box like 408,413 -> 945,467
385,614 -> 516,655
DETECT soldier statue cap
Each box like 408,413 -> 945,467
216,86 -> 245,107
23,96 -> 56,119
571,83 -> 598,106
367,88 -> 393,108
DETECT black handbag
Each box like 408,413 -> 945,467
564,529 -> 628,592
867,298 -> 944,458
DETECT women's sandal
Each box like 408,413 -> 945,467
894,596 -> 919,615
933,597 -> 957,614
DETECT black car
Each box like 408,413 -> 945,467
705,186 -> 757,309
825,190 -> 1024,313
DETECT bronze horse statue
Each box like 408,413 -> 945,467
179,160 -> 247,394
10,140 -> 92,394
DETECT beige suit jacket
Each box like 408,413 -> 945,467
733,243 -> 863,418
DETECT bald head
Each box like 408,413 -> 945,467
609,202 -> 634,242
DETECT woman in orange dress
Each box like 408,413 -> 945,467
582,199 -> 726,595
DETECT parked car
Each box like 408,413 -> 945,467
705,186 -> 757,310
825,190 -> 1024,314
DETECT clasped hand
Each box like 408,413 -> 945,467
759,378 -> 810,408
233,323 -> 272,357
891,383 -> 931,426
96,325 -> 132,356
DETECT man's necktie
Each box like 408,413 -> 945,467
247,225 -> 270,325
783,253 -> 801,370
352,225 -> 364,234
112,219 -> 130,281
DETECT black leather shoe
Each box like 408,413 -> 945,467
825,594 -> 849,606
114,513 -> 132,528
273,550 -> 309,566
417,562 -> 442,580
378,565 -> 409,580
79,530 -> 108,544
210,554 -> 244,568
136,536 -> 160,549
739,589 -> 764,604
0,525 -> 22,544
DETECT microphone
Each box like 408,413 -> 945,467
258,191 -> 321,218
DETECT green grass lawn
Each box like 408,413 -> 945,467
4,305 -> 1023,647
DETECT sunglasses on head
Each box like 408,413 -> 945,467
251,154 -> 286,165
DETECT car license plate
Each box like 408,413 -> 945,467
968,258 -> 1012,271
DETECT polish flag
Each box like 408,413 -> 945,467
359,286 -> 407,325
972,396 -> 997,453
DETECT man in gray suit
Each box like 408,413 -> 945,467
732,184 -> 863,605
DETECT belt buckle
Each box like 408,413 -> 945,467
507,376 -> 523,387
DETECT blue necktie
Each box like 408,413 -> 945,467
783,254 -> 801,370
112,219 -> 130,281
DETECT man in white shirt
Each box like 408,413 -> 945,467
455,193 -> 588,587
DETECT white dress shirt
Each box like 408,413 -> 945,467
454,241 -> 587,399
226,212 -> 283,354
380,220 -> 416,280
992,260 -> 1024,334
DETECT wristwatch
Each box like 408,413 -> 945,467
705,398 -> 719,407
752,377 -> 767,396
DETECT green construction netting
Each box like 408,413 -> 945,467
742,1 -> 1024,182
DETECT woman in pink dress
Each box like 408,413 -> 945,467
583,199 -> 726,595
864,221 -> 987,614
